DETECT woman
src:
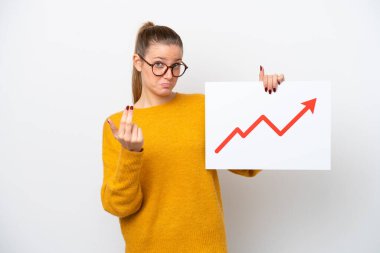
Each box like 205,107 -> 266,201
101,21 -> 285,253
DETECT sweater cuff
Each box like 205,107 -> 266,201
228,169 -> 262,177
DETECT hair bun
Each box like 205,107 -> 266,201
139,21 -> 155,32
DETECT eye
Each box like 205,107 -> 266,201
153,62 -> 165,68
172,63 -> 181,68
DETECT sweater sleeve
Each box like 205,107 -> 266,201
228,169 -> 262,177
101,119 -> 144,218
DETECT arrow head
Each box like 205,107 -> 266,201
301,98 -> 317,113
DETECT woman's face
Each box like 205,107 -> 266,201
134,43 -> 183,97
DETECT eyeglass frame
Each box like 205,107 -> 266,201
137,53 -> 189,77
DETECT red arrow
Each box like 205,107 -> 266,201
214,98 -> 317,154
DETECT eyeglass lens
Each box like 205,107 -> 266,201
152,63 -> 186,77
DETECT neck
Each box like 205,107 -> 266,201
134,89 -> 176,109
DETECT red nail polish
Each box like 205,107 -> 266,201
260,65 -> 263,71
126,105 -> 130,110
265,87 -> 268,92
277,80 -> 280,85
273,88 -> 276,92
130,106 -> 134,110
269,90 -> 272,94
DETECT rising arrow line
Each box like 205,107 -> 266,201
214,98 -> 317,154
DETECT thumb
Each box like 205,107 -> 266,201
107,118 -> 118,136
259,65 -> 264,81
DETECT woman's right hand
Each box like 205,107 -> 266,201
107,105 -> 144,152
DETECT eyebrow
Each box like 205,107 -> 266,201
153,57 -> 183,61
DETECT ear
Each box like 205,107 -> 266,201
133,53 -> 142,72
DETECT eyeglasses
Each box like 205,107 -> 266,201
137,53 -> 188,77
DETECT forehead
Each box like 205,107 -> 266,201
145,43 -> 183,60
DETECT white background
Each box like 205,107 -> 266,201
206,81 -> 331,170
1,0 -> 379,252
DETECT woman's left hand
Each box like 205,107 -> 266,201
259,65 -> 285,94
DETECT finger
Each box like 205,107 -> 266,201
126,105 -> 134,124
278,74 -> 285,84
118,107 -> 128,138
268,75 -> 273,94
123,106 -> 133,139
273,74 -> 278,92
264,75 -> 268,92
137,127 -> 143,142
131,124 -> 138,143
107,118 -> 118,137
259,65 -> 264,81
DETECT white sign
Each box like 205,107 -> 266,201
205,81 -> 331,170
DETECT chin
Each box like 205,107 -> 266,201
161,86 -> 175,93
156,88 -> 173,97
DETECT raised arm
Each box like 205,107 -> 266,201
100,107 -> 145,218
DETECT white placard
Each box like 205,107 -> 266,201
205,81 -> 331,170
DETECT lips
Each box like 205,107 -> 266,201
160,83 -> 171,87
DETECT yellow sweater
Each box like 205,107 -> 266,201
101,92 -> 261,253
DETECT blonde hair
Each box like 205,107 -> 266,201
132,21 -> 183,103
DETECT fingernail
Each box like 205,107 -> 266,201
260,65 -> 263,71
107,118 -> 110,123
265,87 -> 268,92
130,106 -> 134,110
273,88 -> 276,92
126,105 -> 130,110
277,80 -> 280,85
269,90 -> 272,94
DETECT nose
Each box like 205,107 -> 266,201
163,67 -> 173,79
